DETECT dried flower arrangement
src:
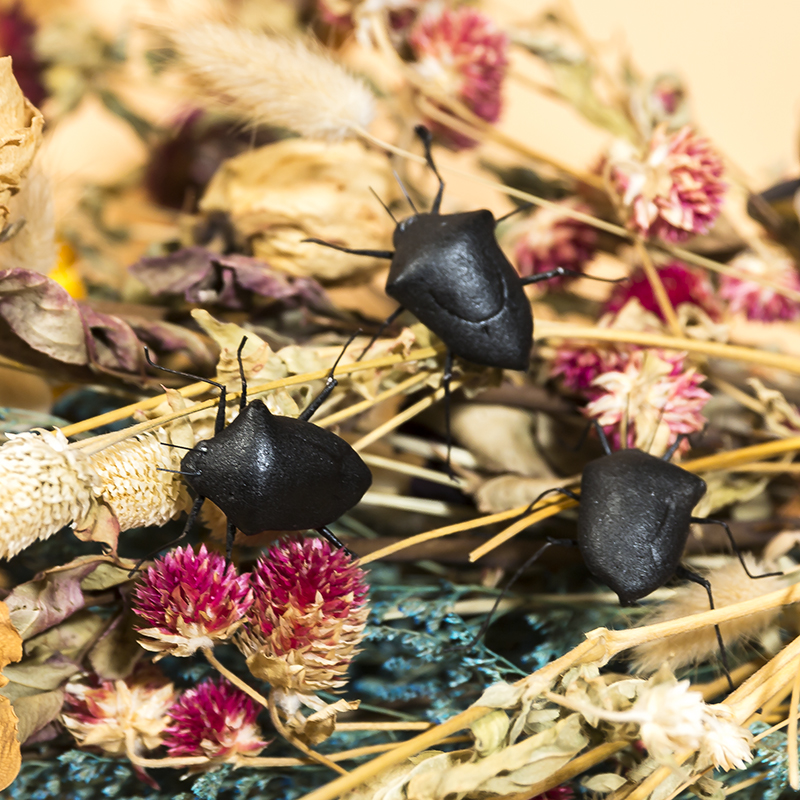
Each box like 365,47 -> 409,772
1,2 -> 800,800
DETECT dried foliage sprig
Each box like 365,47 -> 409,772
167,21 -> 375,140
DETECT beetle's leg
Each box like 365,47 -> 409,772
570,419 -> 613,456
128,495 -> 205,576
298,331 -> 360,422
675,564 -> 734,691
236,336 -> 248,413
225,520 -> 236,563
357,306 -> 405,361
690,517 -> 784,579
520,267 -> 625,286
442,350 -> 455,479
415,125 -> 445,214
303,237 -> 394,260
144,347 -> 228,435
494,203 -> 533,225
662,433 -> 691,462
517,486 -> 580,521
452,536 -> 578,652
315,526 -> 354,558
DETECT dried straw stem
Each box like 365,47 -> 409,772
633,238 -> 682,337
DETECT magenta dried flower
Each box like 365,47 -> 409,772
237,537 -> 369,694
162,676 -> 267,760
720,250 -> 800,322
609,125 -> 726,243
409,7 -> 508,149
511,199 -> 598,286
61,667 -> 176,755
604,260 -> 722,322
133,543 -> 253,659
585,350 -> 710,456
550,343 -> 627,397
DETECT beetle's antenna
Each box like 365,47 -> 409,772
494,203 -> 533,225
520,268 -> 627,287
414,125 -> 445,214
156,467 -> 201,476
236,336 -> 248,412
369,186 -> 397,223
303,237 -> 395,260
392,169 -> 418,214
159,442 -> 194,450
356,306 -> 404,362
144,347 -> 228,436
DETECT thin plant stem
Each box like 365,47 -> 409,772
360,453 -> 463,487
789,665 -> 800,789
633,238 -> 682,337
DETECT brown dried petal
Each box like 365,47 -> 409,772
0,600 -> 23,791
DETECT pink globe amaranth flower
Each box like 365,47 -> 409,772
409,7 -> 508,149
550,343 -> 627,397
162,676 -> 268,760
61,667 -> 177,755
720,250 -> 800,322
609,125 -> 726,244
585,350 -> 710,456
236,537 -> 369,694
511,199 -> 598,286
318,0 -> 420,37
133,543 -> 254,659
604,260 -> 722,322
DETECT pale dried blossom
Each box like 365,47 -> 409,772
0,429 -> 100,560
699,706 -> 752,771
511,199 -> 598,286
409,7 -> 508,148
608,125 -> 726,243
169,22 -> 375,140
720,249 -> 800,322
162,676 -> 267,760
133,544 -> 254,659
632,555 -> 785,674
318,0 -> 421,45
604,261 -> 722,322
61,668 -> 177,755
90,429 -> 190,531
585,349 -> 710,455
237,537 -> 369,694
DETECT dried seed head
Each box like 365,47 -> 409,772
169,21 -> 375,140
133,544 -> 254,659
0,429 -> 100,559
632,555 -> 785,674
90,429 -> 190,531
237,537 -> 369,694
62,667 -> 177,755
699,705 -> 752,771
162,676 -> 268,760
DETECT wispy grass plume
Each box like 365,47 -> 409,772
168,21 -> 376,140
631,554 -> 786,674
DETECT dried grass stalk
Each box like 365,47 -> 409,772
631,554 -> 786,674
169,21 -> 375,140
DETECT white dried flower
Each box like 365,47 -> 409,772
631,677 -> 706,759
90,429 -> 190,531
699,706 -> 752,771
0,429 -> 99,559
169,22 -> 375,140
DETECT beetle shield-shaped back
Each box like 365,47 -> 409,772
577,449 -> 707,605
182,401 -> 371,535
387,210 -> 533,370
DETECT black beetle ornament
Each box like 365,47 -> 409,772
479,424 -> 781,688
305,126 -> 621,463
139,337 -> 371,565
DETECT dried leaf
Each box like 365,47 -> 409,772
0,600 -> 22,791
130,246 -> 328,310
583,773 -> 628,792
88,608 -> 146,680
471,709 -> 510,757
200,138 -> 396,282
0,56 -> 44,223
476,681 -> 524,709
691,471 -> 770,518
12,688 -> 63,745
24,610 -> 106,665
474,474 -> 570,514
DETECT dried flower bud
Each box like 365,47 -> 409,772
604,261 -> 722,322
720,250 -> 800,322
237,537 -> 369,694
61,668 -> 176,755
409,7 -> 508,149
162,676 -> 268,760
585,349 -> 709,456
200,138 -> 397,282
133,544 -> 254,659
608,125 -> 726,243
90,429 -> 190,531
699,705 -> 752,771
0,429 -> 100,560
510,199 -> 597,286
